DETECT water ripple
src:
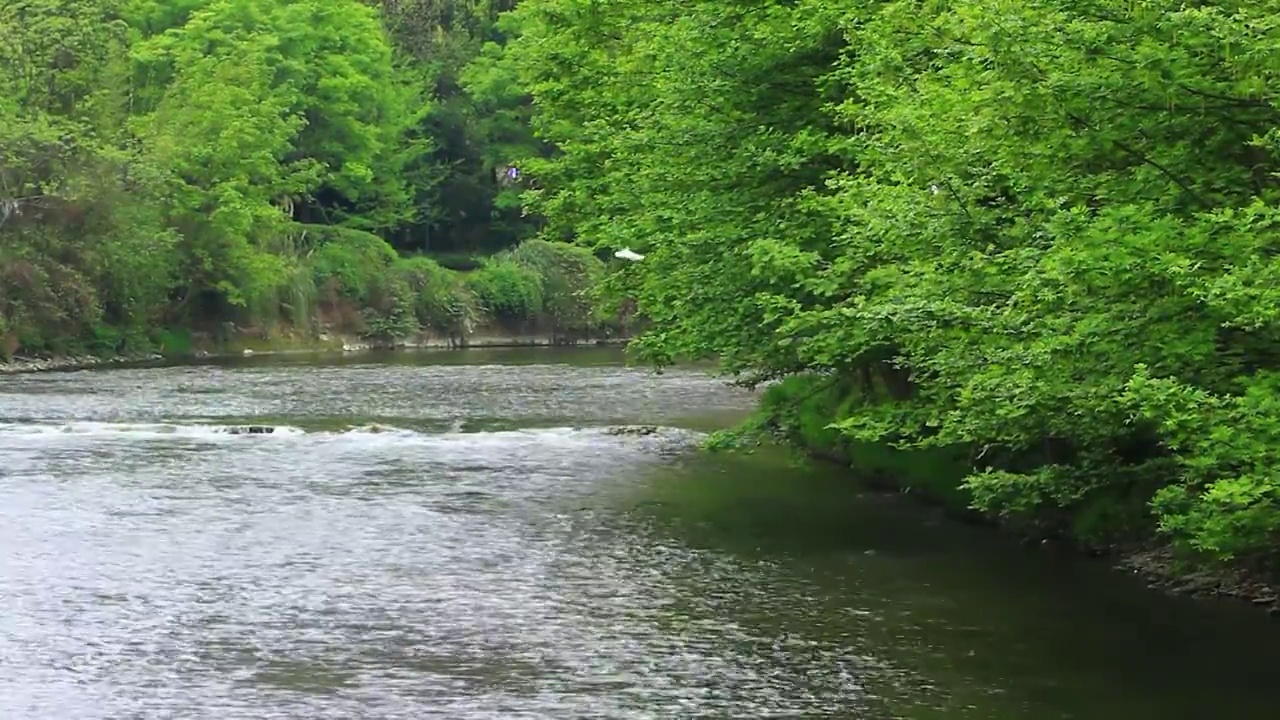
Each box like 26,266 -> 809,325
6,353 -> 1280,719
0,355 -> 871,719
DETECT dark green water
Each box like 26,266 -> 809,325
1,348 -> 1278,718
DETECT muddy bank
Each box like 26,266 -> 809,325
189,323 -> 632,354
359,331 -> 629,351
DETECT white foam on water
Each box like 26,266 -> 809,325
0,421 -> 706,488
0,420 -> 704,448
0,422 -> 307,440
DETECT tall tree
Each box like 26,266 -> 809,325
376,0 -> 539,253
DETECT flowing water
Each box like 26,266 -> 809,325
2,348 -> 1279,719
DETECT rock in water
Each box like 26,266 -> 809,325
604,425 -> 660,437
227,425 -> 275,435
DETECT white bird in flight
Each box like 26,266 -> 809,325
615,248 -> 645,262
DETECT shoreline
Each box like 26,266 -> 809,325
17,346 -> 1272,618
0,334 -> 630,376
0,353 -> 167,375
1117,546 -> 1280,615
806,446 -> 1280,616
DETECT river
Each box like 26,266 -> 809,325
1,348 -> 1278,719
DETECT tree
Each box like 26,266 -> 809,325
135,0 -> 417,230
0,0 -> 177,350
502,0 -> 1280,562
375,0 -> 539,253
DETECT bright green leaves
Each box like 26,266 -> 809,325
125,0 -> 417,312
504,240 -> 602,331
142,44 -> 313,198
310,226 -> 400,305
467,259 -> 544,321
503,0 -> 847,373
135,0 -> 413,222
506,0 -> 1280,562
0,0 -> 177,348
0,0 -> 130,120
818,0 -> 1280,556
136,38 -> 309,311
0,0 -> 596,355
1127,369 -> 1280,559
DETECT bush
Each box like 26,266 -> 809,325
88,324 -> 127,355
757,375 -> 976,511
398,256 -> 477,334
361,273 -> 419,340
506,239 -> 604,331
306,225 -> 411,337
87,217 -> 180,337
154,328 -> 193,356
0,245 -> 102,355
466,258 -> 544,322
427,252 -> 485,272
308,225 -> 399,303
275,259 -> 319,329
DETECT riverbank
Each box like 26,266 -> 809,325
0,331 -> 631,376
752,374 -> 1280,617
2,228 -> 633,367
0,353 -> 167,375
834,444 -> 1280,615
1120,547 -> 1280,614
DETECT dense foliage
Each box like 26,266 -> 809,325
499,0 -> 1280,565
0,0 -> 599,357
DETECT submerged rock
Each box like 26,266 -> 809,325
226,425 -> 275,435
604,425 -> 661,437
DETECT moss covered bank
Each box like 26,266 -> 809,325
744,375 -> 1280,615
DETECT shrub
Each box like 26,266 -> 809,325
88,216 -> 180,338
397,256 -> 479,334
276,259 -> 319,329
0,245 -> 102,355
427,252 -> 485,272
466,258 -> 544,322
506,239 -> 604,331
308,225 -> 399,303
361,273 -> 419,340
154,328 -> 193,356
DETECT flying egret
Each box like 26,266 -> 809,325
615,248 -> 645,262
